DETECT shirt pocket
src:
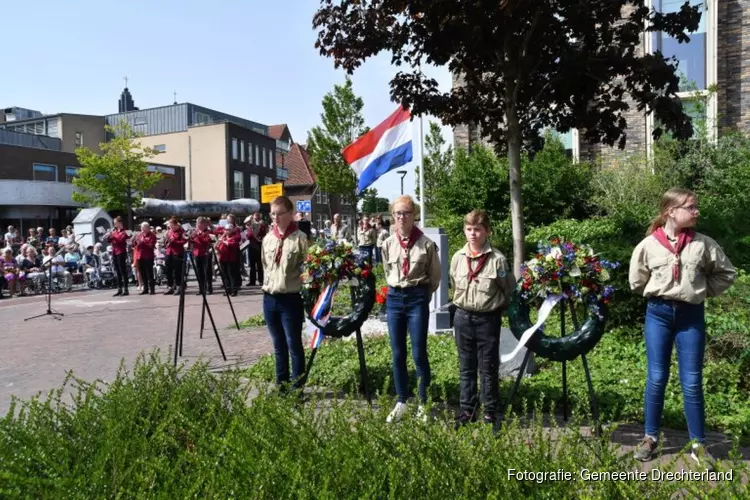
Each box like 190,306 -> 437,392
649,256 -> 672,285
408,248 -> 428,276
684,258 -> 704,284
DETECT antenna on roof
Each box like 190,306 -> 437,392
173,90 -> 177,105
124,76 -> 129,88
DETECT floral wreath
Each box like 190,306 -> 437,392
506,237 -> 620,362
301,240 -> 376,339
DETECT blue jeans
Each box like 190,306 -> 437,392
263,293 -> 305,389
374,247 -> 382,264
386,286 -> 431,403
644,297 -> 706,442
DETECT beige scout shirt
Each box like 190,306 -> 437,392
330,223 -> 351,242
629,231 -> 736,304
357,226 -> 377,246
261,228 -> 309,294
450,242 -> 516,313
382,231 -> 441,294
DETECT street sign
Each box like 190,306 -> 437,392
296,200 -> 311,213
260,183 -> 283,203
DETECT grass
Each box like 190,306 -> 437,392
1,353 -> 747,499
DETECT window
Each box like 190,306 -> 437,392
261,147 -> 266,167
65,166 -> 79,183
315,190 -> 327,204
154,144 -> 167,153
264,176 -> 273,185
255,145 -> 260,165
652,0 -> 706,91
316,214 -> 324,230
33,163 -> 57,181
233,170 -> 244,199
75,131 -> 83,147
268,149 -> 273,168
232,138 -> 238,160
250,174 -> 260,200
240,140 -> 245,162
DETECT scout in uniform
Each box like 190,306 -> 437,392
262,196 -> 309,392
381,195 -> 441,423
629,188 -> 736,467
357,215 -> 377,261
449,209 -> 515,427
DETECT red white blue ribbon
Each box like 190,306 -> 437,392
309,282 -> 338,349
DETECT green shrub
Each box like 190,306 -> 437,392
3,354 -> 746,499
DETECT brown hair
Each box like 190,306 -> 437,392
391,195 -> 416,213
113,216 -> 122,223
271,196 -> 294,212
647,188 -> 697,235
169,216 -> 180,224
464,209 -> 491,231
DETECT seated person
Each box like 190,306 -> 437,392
82,245 -> 101,286
42,246 -> 72,291
64,245 -> 82,273
2,248 -> 22,296
19,247 -> 45,293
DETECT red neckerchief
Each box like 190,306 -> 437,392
396,227 -> 423,276
652,227 -> 695,282
466,247 -> 490,282
272,222 -> 298,264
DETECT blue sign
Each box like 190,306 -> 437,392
296,200 -> 312,213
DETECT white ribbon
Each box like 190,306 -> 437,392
501,294 -> 563,363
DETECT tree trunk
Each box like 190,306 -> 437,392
506,106 -> 525,278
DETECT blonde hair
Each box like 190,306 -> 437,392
391,195 -> 416,213
647,188 -> 697,235
464,209 -> 491,231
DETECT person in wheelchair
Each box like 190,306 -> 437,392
154,242 -> 166,286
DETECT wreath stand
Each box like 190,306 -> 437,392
497,297 -> 602,437
300,276 -> 375,406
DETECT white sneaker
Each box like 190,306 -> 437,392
416,405 -> 428,423
386,402 -> 408,423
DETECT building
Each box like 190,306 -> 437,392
0,112 -> 106,154
0,128 -> 184,233
267,124 -> 356,230
454,0 -> 739,162
106,100 -> 287,204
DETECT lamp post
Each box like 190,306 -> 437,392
397,169 -> 407,195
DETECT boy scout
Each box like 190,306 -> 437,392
449,209 -> 515,427
262,196 -> 310,392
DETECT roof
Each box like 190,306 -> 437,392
267,124 -> 287,140
284,142 -> 316,186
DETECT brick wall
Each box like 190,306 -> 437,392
717,0 -> 750,133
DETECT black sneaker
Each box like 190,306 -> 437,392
139,290 -> 149,295
122,290 -> 129,296
113,290 -> 122,297
164,288 -> 174,295
634,436 -> 657,462
454,411 -> 475,430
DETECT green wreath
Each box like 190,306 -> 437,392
507,290 -> 607,362
302,274 -> 376,338
300,241 -> 376,339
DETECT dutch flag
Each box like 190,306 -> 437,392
342,105 -> 414,194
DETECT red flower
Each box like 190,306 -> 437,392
361,268 -> 370,279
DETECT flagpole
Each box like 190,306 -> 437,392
417,113 -> 426,228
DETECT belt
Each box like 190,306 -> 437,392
389,284 -> 428,291
456,306 -> 501,317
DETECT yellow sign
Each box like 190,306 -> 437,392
261,183 -> 283,203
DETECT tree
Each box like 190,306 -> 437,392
415,121 -> 452,214
73,120 -> 161,228
313,0 -> 701,275
307,78 -> 368,209
360,188 -> 390,213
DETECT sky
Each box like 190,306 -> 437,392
0,0 -> 453,203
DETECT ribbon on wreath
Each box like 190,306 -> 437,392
308,282 -> 339,349
501,294 -> 564,363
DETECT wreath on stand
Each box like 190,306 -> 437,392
505,238 -> 620,362
300,240 -> 376,340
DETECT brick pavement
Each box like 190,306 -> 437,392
0,287 -> 273,415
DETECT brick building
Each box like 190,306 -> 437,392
454,1 -> 741,162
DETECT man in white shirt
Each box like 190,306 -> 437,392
43,246 -> 72,291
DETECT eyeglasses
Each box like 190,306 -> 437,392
678,204 -> 699,213
393,211 -> 413,218
270,211 -> 289,218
